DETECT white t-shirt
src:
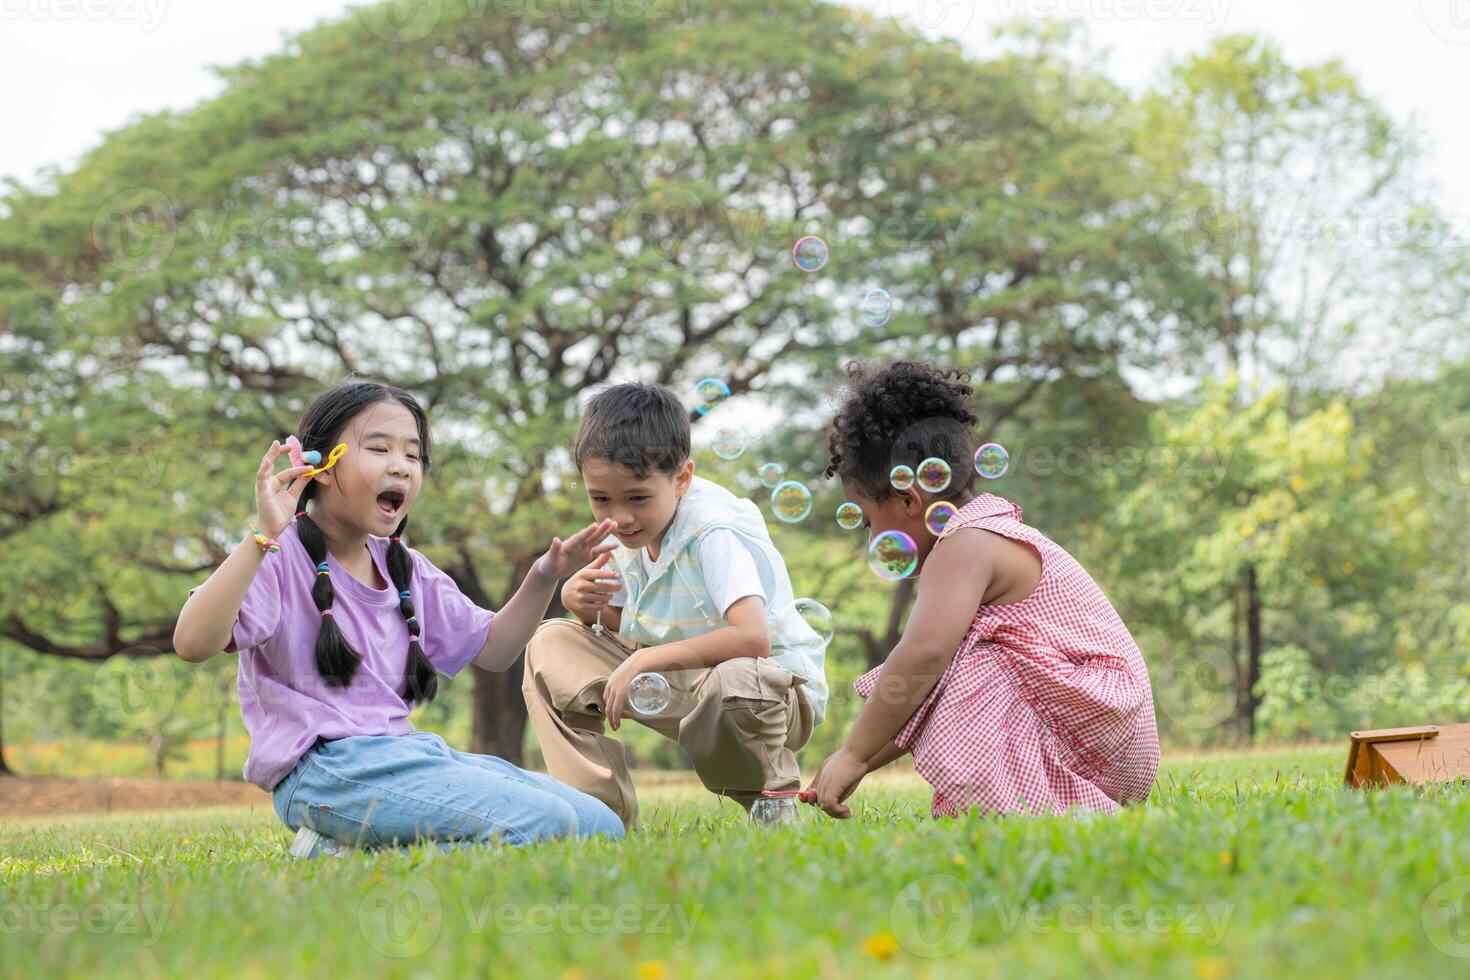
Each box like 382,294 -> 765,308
609,528 -> 767,616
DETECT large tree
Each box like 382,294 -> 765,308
0,1 -> 1203,762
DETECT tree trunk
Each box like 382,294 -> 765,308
1243,562 -> 1263,739
0,655 -> 11,776
866,579 -> 916,669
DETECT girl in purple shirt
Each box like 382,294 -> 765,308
175,380 -> 624,854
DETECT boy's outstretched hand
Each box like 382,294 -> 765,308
532,518 -> 619,583
805,747 -> 869,819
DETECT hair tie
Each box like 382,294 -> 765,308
406,616 -> 418,625
320,609 -> 334,618
389,536 -> 401,543
399,590 -> 411,599
316,562 -> 330,576
294,511 -> 307,520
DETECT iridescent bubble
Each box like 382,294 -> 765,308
924,500 -> 958,536
867,529 -> 919,581
916,457 -> 952,494
835,501 -> 864,530
974,442 -> 1010,479
771,480 -> 813,523
628,672 -> 672,715
713,426 -> 747,460
787,597 -> 834,647
860,287 -> 892,328
758,461 -> 786,488
791,235 -> 829,273
889,464 -> 915,492
694,377 -> 731,415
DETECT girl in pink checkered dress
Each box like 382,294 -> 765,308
805,362 -> 1160,819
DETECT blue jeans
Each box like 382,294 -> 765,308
271,731 -> 624,848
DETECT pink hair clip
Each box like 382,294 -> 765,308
285,435 -> 322,469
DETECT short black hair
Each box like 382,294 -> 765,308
574,382 -> 691,478
824,360 -> 979,502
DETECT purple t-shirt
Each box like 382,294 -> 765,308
197,523 -> 494,790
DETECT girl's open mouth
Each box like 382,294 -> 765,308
376,489 -> 406,517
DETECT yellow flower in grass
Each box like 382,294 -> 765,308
1218,850 -> 1233,867
636,961 -> 669,980
1195,956 -> 1230,979
861,932 -> 899,960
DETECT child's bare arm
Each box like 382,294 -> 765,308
865,741 -> 908,772
174,441 -> 313,662
837,530 -> 999,762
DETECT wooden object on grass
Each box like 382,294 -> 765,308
1344,723 -> 1470,788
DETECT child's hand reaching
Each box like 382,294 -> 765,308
805,747 -> 869,819
562,552 -> 622,621
532,518 -> 619,583
255,440 -> 316,538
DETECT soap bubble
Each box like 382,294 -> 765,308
694,377 -> 731,415
714,426 -> 748,460
771,480 -> 813,523
758,461 -> 786,488
792,235 -> 829,272
924,501 -> 958,536
786,597 -> 833,647
974,443 -> 1009,479
889,465 -> 915,492
867,529 -> 919,581
916,457 -> 952,494
835,501 -> 864,530
628,672 -> 672,715
860,287 -> 893,328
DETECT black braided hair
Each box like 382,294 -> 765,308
824,360 -> 979,503
387,514 -> 437,703
290,379 -> 436,703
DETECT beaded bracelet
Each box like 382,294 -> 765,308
248,523 -> 280,554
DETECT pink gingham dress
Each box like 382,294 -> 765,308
854,494 -> 1159,818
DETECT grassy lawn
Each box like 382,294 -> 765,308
3,745 -> 1468,978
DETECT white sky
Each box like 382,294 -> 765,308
0,0 -> 1465,219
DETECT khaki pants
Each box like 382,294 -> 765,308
522,618 -> 814,828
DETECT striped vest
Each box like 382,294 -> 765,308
611,476 -> 829,722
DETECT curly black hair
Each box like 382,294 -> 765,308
824,361 -> 979,502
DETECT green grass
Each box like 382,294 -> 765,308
3,746 -> 1468,978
